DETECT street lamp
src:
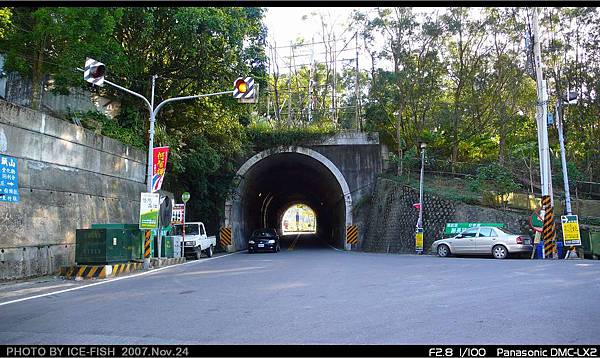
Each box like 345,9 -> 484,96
415,141 -> 427,254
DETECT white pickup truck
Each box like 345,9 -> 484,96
170,222 -> 216,259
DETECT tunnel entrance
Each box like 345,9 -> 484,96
225,146 -> 352,251
281,203 -> 317,235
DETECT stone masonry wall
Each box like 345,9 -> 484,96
361,178 -> 530,254
0,100 -> 146,280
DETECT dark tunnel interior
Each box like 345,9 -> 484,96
239,152 -> 347,249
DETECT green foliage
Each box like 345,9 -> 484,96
473,163 -> 521,203
245,121 -> 337,152
68,110 -> 145,149
0,7 -> 11,39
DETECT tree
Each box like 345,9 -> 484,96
0,7 -> 124,108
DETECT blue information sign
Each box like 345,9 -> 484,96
0,154 -> 19,203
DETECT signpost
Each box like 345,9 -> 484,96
139,193 -> 160,229
561,215 -> 581,246
0,155 -> 19,203
181,192 -> 190,257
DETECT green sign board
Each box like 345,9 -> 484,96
139,192 -> 160,229
182,192 -> 190,203
444,222 -> 504,236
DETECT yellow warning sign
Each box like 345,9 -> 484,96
415,229 -> 424,253
561,215 -> 581,246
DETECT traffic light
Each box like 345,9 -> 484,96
84,58 -> 106,87
233,76 -> 258,103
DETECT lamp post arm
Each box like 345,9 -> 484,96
153,90 -> 234,116
104,79 -> 153,113
76,67 -> 153,113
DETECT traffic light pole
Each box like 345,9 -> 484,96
531,9 -> 557,259
102,77 -> 233,193
98,76 -> 233,266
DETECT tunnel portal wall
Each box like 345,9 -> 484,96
225,133 -> 382,251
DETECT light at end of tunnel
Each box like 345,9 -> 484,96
282,203 -> 317,235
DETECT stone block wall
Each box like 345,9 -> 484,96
0,99 -> 146,280
360,178 -> 530,254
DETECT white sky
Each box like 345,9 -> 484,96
264,7 -> 377,72
262,7 -> 446,73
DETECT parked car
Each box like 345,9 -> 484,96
431,226 -> 533,259
248,228 -> 280,253
170,222 -> 216,259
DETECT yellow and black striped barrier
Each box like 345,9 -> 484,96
60,265 -> 107,280
111,262 -> 143,276
220,227 -> 232,247
542,195 -> 558,258
144,230 -> 152,258
346,225 -> 359,245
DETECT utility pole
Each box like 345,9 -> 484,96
308,37 -> 314,123
288,42 -> 293,125
556,100 -> 572,215
331,33 -> 337,126
415,142 -> 426,254
355,31 -> 360,132
532,8 -> 557,259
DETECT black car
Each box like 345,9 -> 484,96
248,228 -> 280,253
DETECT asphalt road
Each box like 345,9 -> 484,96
0,234 -> 599,344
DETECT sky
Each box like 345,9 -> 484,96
263,7 -> 376,72
262,7 -> 446,73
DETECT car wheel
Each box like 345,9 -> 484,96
437,244 -> 450,257
205,245 -> 213,258
492,245 -> 508,259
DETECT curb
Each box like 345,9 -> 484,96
60,258 -> 185,280
150,257 -> 186,268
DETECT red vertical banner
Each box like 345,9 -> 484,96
152,146 -> 169,193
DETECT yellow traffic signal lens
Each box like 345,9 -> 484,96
236,80 -> 248,93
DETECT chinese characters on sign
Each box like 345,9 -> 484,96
0,155 -> 19,203
561,215 -> 581,246
152,147 -> 169,193
139,192 -> 160,229
171,204 -> 185,225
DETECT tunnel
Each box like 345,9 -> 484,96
225,146 -> 352,251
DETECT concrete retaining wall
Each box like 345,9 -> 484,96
0,99 -> 146,280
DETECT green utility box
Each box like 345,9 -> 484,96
590,231 -> 600,259
580,228 -> 592,257
76,229 -> 132,264
154,236 -> 174,258
91,223 -> 144,261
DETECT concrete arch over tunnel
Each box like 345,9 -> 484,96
224,146 -> 353,251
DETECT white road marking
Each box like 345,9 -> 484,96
0,251 -> 241,307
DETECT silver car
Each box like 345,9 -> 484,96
431,226 -> 533,259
